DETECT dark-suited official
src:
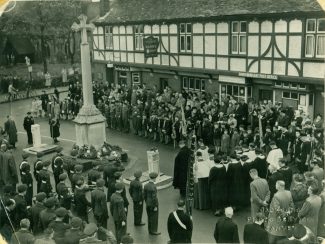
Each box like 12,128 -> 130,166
144,172 -> 160,235
110,182 -> 127,243
129,170 -> 145,226
23,112 -> 34,145
167,200 -> 193,243
91,179 -> 109,228
243,212 -> 269,244
214,207 -> 239,243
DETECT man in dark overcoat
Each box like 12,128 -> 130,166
129,170 -> 145,226
23,112 -> 34,145
0,144 -> 18,190
144,172 -> 160,235
4,116 -> 18,148
167,200 -> 192,243
91,179 -> 109,229
29,192 -> 46,235
214,207 -> 239,243
243,212 -> 269,244
173,140 -> 192,199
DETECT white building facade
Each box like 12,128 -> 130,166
92,0 -> 325,117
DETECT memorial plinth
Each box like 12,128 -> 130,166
23,124 -> 58,155
74,105 -> 106,149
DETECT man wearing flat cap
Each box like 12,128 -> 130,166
91,179 -> 109,229
64,217 -> 85,244
110,182 -> 127,243
144,172 -> 160,235
29,192 -> 46,235
167,200 -> 192,243
129,170 -> 145,226
23,111 -> 34,145
74,179 -> 91,223
57,173 -> 73,211
39,197 -> 57,231
49,207 -> 70,243
80,223 -> 116,244
39,160 -> 53,196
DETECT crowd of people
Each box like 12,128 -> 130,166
0,79 -> 324,244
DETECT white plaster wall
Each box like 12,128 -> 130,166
217,36 -> 228,55
93,36 -> 99,50
261,21 -> 272,33
144,25 -> 151,34
119,26 -> 126,34
126,26 -> 132,34
161,25 -> 168,34
120,52 -> 127,62
273,61 -> 286,75
249,21 -> 259,33
303,63 -> 325,78
205,57 -> 215,69
170,36 -> 178,53
105,52 -> 114,62
179,55 -> 192,67
248,36 -> 259,56
162,55 -> 169,65
288,36 -> 301,58
170,57 -> 178,66
205,23 -> 215,33
275,20 -> 287,33
193,23 -> 203,33
93,27 -> 98,35
287,63 -> 299,76
193,36 -> 203,54
217,22 -> 228,33
113,52 -> 121,62
153,56 -> 160,65
260,60 -> 272,74
193,56 -> 204,68
169,24 -> 177,34
98,27 -> 104,34
98,35 -> 104,50
120,36 -> 126,51
230,58 -> 245,72
275,36 -> 286,57
261,36 -> 271,57
248,60 -> 258,73
126,36 -> 133,51
135,53 -> 144,63
113,27 -> 119,34
217,57 -> 228,70
205,36 -> 215,55
113,36 -> 119,50
289,19 -> 302,33
152,25 -> 159,34
161,36 -> 169,53
127,53 -> 134,62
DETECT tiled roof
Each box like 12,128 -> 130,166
97,0 -> 324,24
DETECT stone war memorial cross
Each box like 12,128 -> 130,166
71,14 -> 106,148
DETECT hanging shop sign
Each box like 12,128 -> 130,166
238,72 -> 278,80
143,36 -> 159,58
115,65 -> 130,71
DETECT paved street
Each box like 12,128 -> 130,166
0,97 -> 251,244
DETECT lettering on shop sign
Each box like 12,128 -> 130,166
115,65 -> 130,71
143,36 -> 159,58
238,72 -> 278,80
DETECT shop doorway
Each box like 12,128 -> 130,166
106,67 -> 114,85
160,78 -> 168,92
259,89 -> 273,102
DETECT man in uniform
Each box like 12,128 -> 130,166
19,152 -> 29,176
52,148 -> 64,190
167,200 -> 193,243
39,160 -> 53,196
20,163 -> 33,206
29,192 -> 46,235
39,197 -> 57,231
91,179 -> 109,229
57,173 -> 73,211
74,179 -> 91,223
144,172 -> 160,235
129,170 -> 145,226
13,184 -> 29,228
114,171 -> 129,215
33,157 -> 43,193
110,182 -> 127,243
23,112 -> 34,145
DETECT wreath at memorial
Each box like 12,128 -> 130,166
70,142 -> 127,161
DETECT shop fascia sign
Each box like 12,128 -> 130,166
114,65 -> 130,71
143,35 -> 159,58
238,72 -> 278,80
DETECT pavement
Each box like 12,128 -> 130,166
0,95 -> 252,244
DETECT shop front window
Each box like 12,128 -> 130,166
220,84 -> 251,101
118,71 -> 127,85
182,76 -> 205,91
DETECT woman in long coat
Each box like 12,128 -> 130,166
49,116 -> 60,143
208,156 -> 227,216
4,116 -> 17,148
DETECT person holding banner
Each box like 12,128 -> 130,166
167,200 -> 192,243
